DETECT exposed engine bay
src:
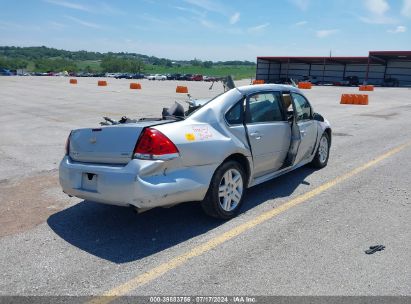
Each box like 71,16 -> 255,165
100,75 -> 236,126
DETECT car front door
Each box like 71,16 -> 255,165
245,91 -> 291,177
291,93 -> 318,165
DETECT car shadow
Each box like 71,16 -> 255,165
242,166 -> 315,212
47,166 -> 315,264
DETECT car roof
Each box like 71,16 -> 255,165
236,83 -> 303,95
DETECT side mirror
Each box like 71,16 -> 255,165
313,112 -> 324,122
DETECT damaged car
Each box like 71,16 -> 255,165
59,83 -> 331,219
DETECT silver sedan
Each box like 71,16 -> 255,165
59,84 -> 331,219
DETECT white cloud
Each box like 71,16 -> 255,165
295,21 -> 307,26
316,29 -> 338,38
0,21 -> 41,31
387,25 -> 407,33
100,3 -> 125,15
247,23 -> 270,33
48,21 -> 66,29
65,16 -> 102,29
360,0 -> 396,24
364,0 -> 389,15
181,1 -> 241,31
44,0 -> 91,12
45,0 -> 125,15
359,15 -> 396,24
230,12 -> 240,24
184,0 -> 226,14
173,5 -> 205,17
140,14 -> 167,25
402,0 -> 411,17
200,19 -> 217,29
289,0 -> 309,11
184,0 -> 239,24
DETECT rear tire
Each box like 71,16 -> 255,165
310,132 -> 330,169
201,161 -> 246,219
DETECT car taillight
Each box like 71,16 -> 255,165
65,132 -> 71,155
134,128 -> 179,160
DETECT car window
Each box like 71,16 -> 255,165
225,100 -> 243,125
248,92 -> 284,123
291,93 -> 312,121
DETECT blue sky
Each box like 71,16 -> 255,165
0,0 -> 410,61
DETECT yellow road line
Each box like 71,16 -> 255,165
88,140 -> 411,304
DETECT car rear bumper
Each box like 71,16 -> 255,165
59,156 -> 217,209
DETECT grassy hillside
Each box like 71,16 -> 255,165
75,60 -> 102,71
145,65 -> 256,80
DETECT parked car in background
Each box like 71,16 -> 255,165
180,74 -> 193,81
115,73 -> 143,79
158,74 -> 167,80
190,74 -> 203,81
93,73 -> 106,77
299,75 -> 320,85
60,84 -> 331,219
335,76 -> 360,86
167,73 -> 181,80
176,74 -> 187,80
130,73 -> 145,79
203,76 -> 218,82
381,77 -> 399,87
275,77 -> 296,85
147,74 -> 167,80
146,74 -> 156,80
0,68 -> 13,76
115,73 -> 130,79
105,73 -> 118,78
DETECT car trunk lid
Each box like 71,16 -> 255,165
69,121 -> 171,164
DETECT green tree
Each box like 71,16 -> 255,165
0,57 -> 28,69
100,56 -> 145,73
101,56 -> 122,72
84,65 -> 93,73
203,61 -> 213,68
128,59 -> 145,73
34,58 -> 77,72
190,58 -> 202,66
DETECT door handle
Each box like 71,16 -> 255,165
250,132 -> 262,139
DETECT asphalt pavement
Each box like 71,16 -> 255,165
0,77 -> 410,298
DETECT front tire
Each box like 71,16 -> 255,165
310,132 -> 330,168
201,161 -> 246,219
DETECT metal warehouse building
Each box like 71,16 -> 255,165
256,51 -> 411,86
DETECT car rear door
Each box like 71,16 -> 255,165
290,92 -> 318,165
245,91 -> 291,177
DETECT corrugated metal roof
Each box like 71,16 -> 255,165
370,51 -> 411,60
257,56 -> 374,64
257,51 -> 411,64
